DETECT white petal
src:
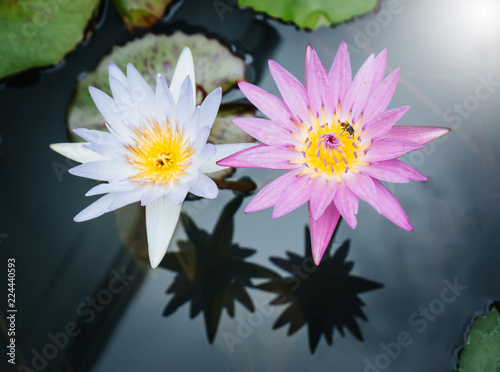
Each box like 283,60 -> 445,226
74,194 -> 115,222
191,143 -> 216,169
199,87 -> 222,129
155,74 -> 176,123
69,161 -> 136,181
88,87 -> 130,139
164,182 -> 190,205
183,105 -> 200,141
50,143 -> 107,163
126,63 -> 157,119
199,143 -> 256,173
170,47 -> 195,105
108,188 -> 144,211
85,181 -> 135,196
108,63 -> 128,86
109,76 -> 144,126
140,185 -> 168,205
146,196 -> 182,268
192,126 -> 211,152
72,128 -> 107,143
189,173 -> 218,199
176,76 -> 195,127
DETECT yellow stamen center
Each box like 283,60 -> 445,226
125,119 -> 193,186
291,109 -> 370,182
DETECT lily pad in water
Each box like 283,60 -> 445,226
0,0 -> 100,80
111,0 -> 175,30
66,32 -> 254,146
238,0 -> 376,29
459,304 -> 500,372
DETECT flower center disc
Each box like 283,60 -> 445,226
126,119 -> 193,186
293,117 -> 369,181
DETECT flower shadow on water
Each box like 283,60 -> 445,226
159,194 -> 279,343
256,225 -> 384,353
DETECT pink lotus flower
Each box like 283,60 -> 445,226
218,42 -> 450,265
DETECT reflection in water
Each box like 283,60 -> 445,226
160,195 -> 278,343
257,226 -> 383,353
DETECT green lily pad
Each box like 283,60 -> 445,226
111,0 -> 174,31
209,103 -> 254,145
238,0 -> 376,29
67,32 -> 253,146
0,0 -> 100,80
459,305 -> 500,372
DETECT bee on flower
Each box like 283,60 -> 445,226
218,42 -> 450,265
51,47 -> 251,268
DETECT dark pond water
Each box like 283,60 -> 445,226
1,0 -> 500,371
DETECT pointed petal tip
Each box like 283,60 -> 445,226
243,205 -> 255,214
149,251 -> 163,269
215,158 -> 231,167
345,217 -> 357,229
181,45 -> 192,55
437,127 -> 451,136
312,254 -> 321,266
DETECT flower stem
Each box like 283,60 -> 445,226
211,177 -> 257,193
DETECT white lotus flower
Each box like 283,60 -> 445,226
51,47 -> 252,268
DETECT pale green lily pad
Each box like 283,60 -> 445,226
0,0 -> 100,80
209,103 -> 255,145
67,32 -> 253,146
238,0 -> 376,29
111,0 -> 174,31
459,305 -> 500,372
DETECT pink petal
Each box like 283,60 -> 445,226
363,68 -> 401,124
233,117 -> 297,147
234,145 -> 302,169
238,81 -> 295,132
202,143 -> 255,173
304,44 -> 313,90
269,60 -> 310,124
272,175 -> 313,218
385,126 -> 450,145
217,144 -> 267,169
389,159 -> 427,181
341,54 -> 375,122
328,41 -> 351,108
360,159 -> 427,183
363,138 -> 423,162
372,179 -> 413,231
370,48 -> 388,92
361,106 -> 409,144
333,181 -> 358,229
359,162 -> 410,183
309,176 -> 338,220
309,201 -> 341,265
306,48 -> 334,118
245,170 -> 300,212
343,172 -> 380,213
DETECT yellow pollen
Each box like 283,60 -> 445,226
293,110 -> 369,182
125,119 -> 194,186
